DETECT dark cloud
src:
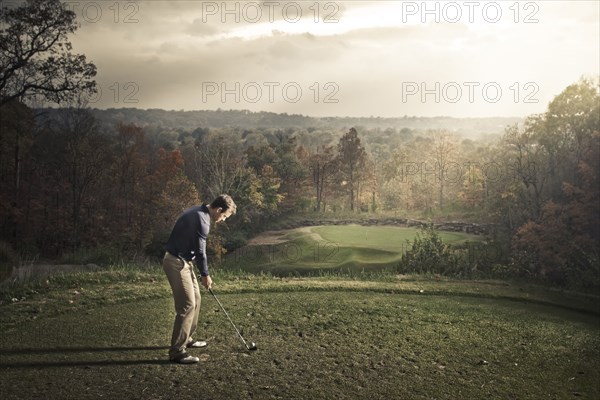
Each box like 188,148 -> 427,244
66,0 -> 598,117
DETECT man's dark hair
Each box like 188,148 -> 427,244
210,194 -> 237,215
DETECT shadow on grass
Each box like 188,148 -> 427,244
0,345 -> 169,354
0,359 -> 173,368
0,345 -> 174,368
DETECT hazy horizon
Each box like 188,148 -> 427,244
40,104 -> 528,121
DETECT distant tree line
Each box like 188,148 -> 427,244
79,107 -> 522,137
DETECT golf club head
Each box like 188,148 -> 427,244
210,288 -> 257,352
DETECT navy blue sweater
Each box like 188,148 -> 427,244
165,205 -> 211,276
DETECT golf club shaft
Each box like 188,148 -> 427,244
209,288 -> 250,350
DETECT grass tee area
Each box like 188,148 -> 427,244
1,225 -> 599,399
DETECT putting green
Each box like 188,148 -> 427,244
225,224 -> 481,275
312,224 -> 478,252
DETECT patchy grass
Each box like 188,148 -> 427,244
1,266 -> 599,399
0,267 -> 168,328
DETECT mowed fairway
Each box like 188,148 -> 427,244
226,225 -> 480,275
1,286 -> 598,400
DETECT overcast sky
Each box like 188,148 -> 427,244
65,0 -> 599,118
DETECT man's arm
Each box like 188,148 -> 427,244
195,232 -> 209,277
195,210 -> 212,288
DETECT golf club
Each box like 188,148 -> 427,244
209,288 -> 257,351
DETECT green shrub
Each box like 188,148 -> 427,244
398,223 -> 450,274
398,224 -> 508,279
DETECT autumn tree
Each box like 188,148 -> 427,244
310,145 -> 336,212
509,78 -> 600,287
0,100 -> 34,243
382,146 -> 413,212
115,145 -> 200,252
336,128 -> 367,211
194,135 -> 246,199
367,143 -> 390,213
290,144 -> 312,211
429,130 -> 458,210
7,105 -> 113,253
0,0 -> 96,250
270,132 -> 308,210
193,135 -> 284,228
456,139 -> 490,211
45,106 -> 111,248
405,136 -> 437,213
105,124 -> 152,248
152,149 -> 200,232
246,145 -> 277,174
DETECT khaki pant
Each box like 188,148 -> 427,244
163,252 -> 201,359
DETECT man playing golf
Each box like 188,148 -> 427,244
163,194 -> 237,364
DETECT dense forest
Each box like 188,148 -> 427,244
1,78 -> 598,289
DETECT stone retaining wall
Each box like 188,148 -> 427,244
291,218 -> 491,235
